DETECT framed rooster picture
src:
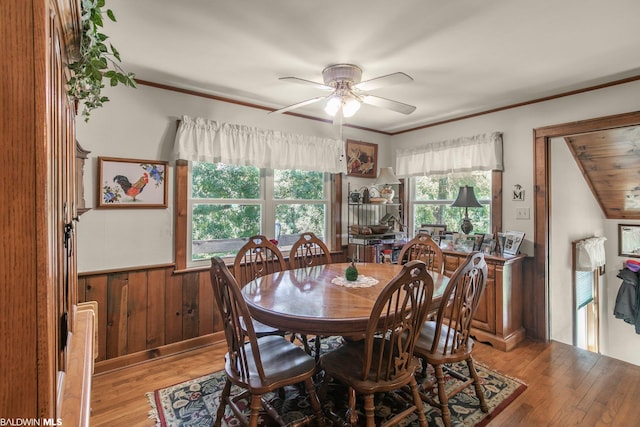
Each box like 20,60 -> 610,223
98,157 -> 168,208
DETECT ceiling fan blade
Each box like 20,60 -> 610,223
361,94 -> 416,115
353,72 -> 413,92
279,77 -> 333,91
270,96 -> 327,114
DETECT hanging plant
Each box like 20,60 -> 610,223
67,0 -> 136,121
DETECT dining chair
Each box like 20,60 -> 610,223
413,251 -> 489,427
397,232 -> 445,275
288,232 -> 332,359
209,257 -> 325,427
234,235 -> 288,286
288,232 -> 332,269
233,235 -> 288,338
318,260 -> 434,427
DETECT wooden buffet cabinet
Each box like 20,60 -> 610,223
442,250 -> 526,351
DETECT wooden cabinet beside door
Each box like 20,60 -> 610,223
442,250 -> 526,351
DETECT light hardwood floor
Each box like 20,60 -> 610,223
90,338 -> 640,426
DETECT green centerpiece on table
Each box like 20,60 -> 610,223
345,261 -> 359,281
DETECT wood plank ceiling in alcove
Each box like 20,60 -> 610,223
565,125 -> 640,219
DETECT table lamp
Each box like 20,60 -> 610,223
451,186 -> 482,234
376,167 -> 400,202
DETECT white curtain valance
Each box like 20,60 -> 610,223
576,236 -> 607,271
173,115 -> 347,174
395,131 -> 503,177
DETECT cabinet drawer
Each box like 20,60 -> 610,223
444,256 -> 460,274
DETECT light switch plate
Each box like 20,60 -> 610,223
516,207 -> 530,220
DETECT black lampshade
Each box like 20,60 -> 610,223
451,186 -> 482,208
451,186 -> 482,234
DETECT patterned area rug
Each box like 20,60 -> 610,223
147,338 -> 526,427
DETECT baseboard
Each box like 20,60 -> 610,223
93,332 -> 224,374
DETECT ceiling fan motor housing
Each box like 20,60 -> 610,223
322,64 -> 362,87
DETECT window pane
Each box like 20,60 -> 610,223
412,171 -> 492,235
414,204 -> 448,227
192,162 -> 260,199
415,176 -> 453,201
415,172 -> 491,202
274,169 -> 324,200
191,204 -> 261,259
275,204 -> 326,246
414,204 -> 490,235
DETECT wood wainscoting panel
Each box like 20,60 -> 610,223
78,265 -> 222,371
79,255 -> 348,372
147,268 -> 167,349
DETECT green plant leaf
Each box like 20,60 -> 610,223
67,1 -> 135,121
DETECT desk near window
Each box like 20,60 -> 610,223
241,262 -> 449,338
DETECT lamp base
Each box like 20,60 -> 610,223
379,186 -> 395,202
460,218 -> 474,234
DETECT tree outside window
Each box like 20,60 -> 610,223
189,162 -> 328,263
411,171 -> 492,235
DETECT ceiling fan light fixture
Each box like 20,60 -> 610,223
324,96 -> 342,116
274,64 -> 415,117
342,96 -> 361,117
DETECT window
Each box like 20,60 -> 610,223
187,161 -> 329,265
409,171 -> 492,235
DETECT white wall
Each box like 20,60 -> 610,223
549,138 -> 605,345
391,80 -> 640,365
391,81 -> 640,258
77,79 -> 640,365
75,84 -> 389,271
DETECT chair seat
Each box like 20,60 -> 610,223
226,335 -> 317,394
240,316 -> 283,337
414,321 -> 475,364
321,338 -> 421,393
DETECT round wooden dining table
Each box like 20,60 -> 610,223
241,262 -> 449,338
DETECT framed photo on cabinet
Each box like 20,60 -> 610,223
503,230 -> 525,256
419,224 -> 447,237
98,156 -> 168,208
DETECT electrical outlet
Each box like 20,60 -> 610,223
516,207 -> 530,220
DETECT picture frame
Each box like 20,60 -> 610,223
495,232 -> 506,255
480,233 -> 496,254
619,224 -> 640,258
346,140 -> 378,178
419,224 -> 447,237
503,230 -> 525,256
98,156 -> 168,208
455,234 -> 477,253
473,233 -> 485,251
439,234 -> 455,251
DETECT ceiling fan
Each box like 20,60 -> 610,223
271,64 -> 416,119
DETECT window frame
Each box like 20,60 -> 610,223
176,160 -> 334,269
406,170 -> 502,239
